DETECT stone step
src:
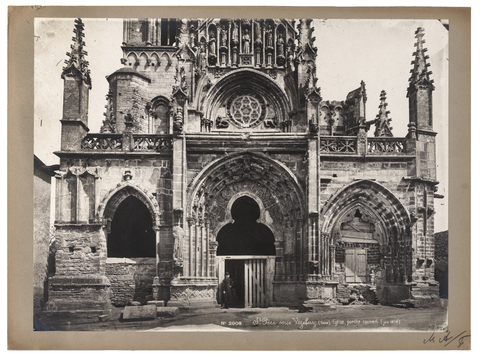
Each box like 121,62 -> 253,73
122,304 -> 157,320
147,300 -> 165,307
302,302 -> 337,312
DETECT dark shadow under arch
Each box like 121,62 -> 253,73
217,196 -> 275,256
108,195 -> 155,258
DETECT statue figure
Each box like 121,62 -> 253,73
266,25 -> 273,48
173,107 -> 184,132
189,31 -> 196,48
173,226 -> 185,260
208,31 -> 216,57
287,49 -> 295,72
179,66 -> 187,91
277,33 -> 285,56
232,22 -> 239,45
220,25 -> 227,47
255,22 -> 262,48
198,43 -> 207,71
242,29 -> 251,53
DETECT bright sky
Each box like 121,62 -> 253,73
34,18 -> 448,232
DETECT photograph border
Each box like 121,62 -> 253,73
8,5 -> 470,350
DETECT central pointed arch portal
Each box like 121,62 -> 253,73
180,152 -> 306,308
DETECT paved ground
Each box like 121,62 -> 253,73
35,303 -> 448,332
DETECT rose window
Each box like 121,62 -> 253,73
228,94 -> 266,128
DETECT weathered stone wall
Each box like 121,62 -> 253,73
272,281 -> 307,306
34,165 -> 52,311
105,258 -> 157,306
53,225 -> 105,276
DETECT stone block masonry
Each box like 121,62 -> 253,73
106,258 -> 157,306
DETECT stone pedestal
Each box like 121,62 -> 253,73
47,275 -> 111,311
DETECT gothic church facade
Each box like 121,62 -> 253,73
46,18 -> 441,311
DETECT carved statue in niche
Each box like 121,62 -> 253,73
266,25 -> 273,48
198,42 -> 207,71
255,22 -> 262,48
173,107 -> 184,132
208,31 -> 216,57
287,49 -> 295,72
179,66 -> 187,91
189,25 -> 196,48
231,22 -> 239,45
220,25 -> 228,47
242,29 -> 251,53
216,116 -> 229,129
173,225 -> 185,260
277,33 -> 285,56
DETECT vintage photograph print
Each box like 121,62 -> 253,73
32,15 -> 454,340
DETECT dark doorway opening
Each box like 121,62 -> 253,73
107,196 -> 155,257
217,196 -> 275,256
225,259 -> 245,308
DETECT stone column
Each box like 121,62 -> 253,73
308,212 -> 319,275
187,217 -> 194,277
195,218 -> 200,276
209,240 -> 218,278
227,21 -> 232,67
152,224 -> 161,301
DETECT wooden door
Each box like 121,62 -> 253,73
244,259 -> 266,308
345,248 -> 367,283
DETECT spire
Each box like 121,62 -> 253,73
100,90 -> 117,133
296,19 -> 317,58
62,18 -> 91,88
374,90 -> 393,137
407,27 -> 434,97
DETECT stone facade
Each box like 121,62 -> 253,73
45,19 -> 441,312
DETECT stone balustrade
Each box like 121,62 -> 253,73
319,136 -> 408,155
81,134 -> 173,152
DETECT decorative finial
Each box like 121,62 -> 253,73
374,90 -> 393,137
61,18 -> 91,87
407,27 -> 434,96
100,90 -> 116,133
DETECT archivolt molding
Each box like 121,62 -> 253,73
188,152 -> 305,237
320,180 -> 411,243
98,181 -> 161,226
